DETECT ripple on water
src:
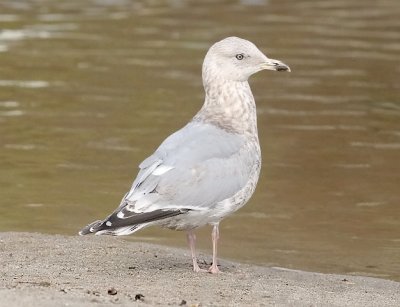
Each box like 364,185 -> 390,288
37,14 -> 77,22
293,23 -> 400,41
270,162 -> 301,168
87,140 -> 139,152
383,131 -> 400,137
280,78 -> 319,88
25,203 -> 45,208
0,101 -> 19,107
0,80 -> 50,88
347,80 -> 388,89
239,0 -> 269,6
133,27 -> 160,35
261,108 -> 366,117
29,23 -> 79,31
371,108 -> 400,117
356,202 -> 386,207
350,142 -> 400,150
334,163 -> 371,169
0,110 -> 25,117
0,29 -> 52,41
274,94 -> 369,104
287,58 -> 330,67
376,102 -> 400,110
127,58 -> 168,67
291,46 -> 399,62
236,212 -> 291,219
57,163 -> 100,170
276,125 -> 367,131
4,144 -> 43,150
256,14 -> 303,24
108,12 -> 130,20
299,68 -> 367,77
299,37 -> 400,53
0,14 -> 20,22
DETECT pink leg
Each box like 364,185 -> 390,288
208,224 -> 221,274
186,231 -> 206,272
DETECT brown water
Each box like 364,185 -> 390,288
1,0 -> 399,281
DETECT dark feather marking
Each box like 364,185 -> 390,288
79,220 -> 102,235
80,209 -> 190,235
106,209 -> 190,229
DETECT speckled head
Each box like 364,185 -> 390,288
202,36 -> 290,83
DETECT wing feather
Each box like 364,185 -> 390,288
80,121 -> 258,235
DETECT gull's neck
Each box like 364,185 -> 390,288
194,78 -> 258,136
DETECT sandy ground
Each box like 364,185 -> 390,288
0,232 -> 399,307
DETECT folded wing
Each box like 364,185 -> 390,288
79,122 -> 256,235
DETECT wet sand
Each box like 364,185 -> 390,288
0,232 -> 399,306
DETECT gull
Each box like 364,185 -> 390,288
79,36 -> 290,273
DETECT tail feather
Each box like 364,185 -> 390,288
95,224 -> 147,236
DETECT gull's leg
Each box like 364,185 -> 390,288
208,224 -> 221,274
186,230 -> 206,272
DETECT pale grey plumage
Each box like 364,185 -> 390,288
79,36 -> 290,273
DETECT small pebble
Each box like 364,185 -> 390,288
39,281 -> 51,287
108,288 -> 118,295
135,293 -> 145,301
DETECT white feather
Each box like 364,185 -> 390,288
152,165 -> 174,176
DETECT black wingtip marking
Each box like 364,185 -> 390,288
79,209 -> 191,235
78,220 -> 103,235
106,208 -> 190,229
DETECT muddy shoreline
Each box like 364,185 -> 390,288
0,232 -> 399,306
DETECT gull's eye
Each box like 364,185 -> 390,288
235,53 -> 244,60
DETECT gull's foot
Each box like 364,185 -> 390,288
208,265 -> 221,274
194,267 -> 207,273
193,264 -> 207,273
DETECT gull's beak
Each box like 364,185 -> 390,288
260,58 -> 291,72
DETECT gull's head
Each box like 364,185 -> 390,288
203,36 -> 290,83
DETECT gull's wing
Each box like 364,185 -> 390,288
79,122 -> 256,235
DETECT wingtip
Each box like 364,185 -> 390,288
78,220 -> 103,236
